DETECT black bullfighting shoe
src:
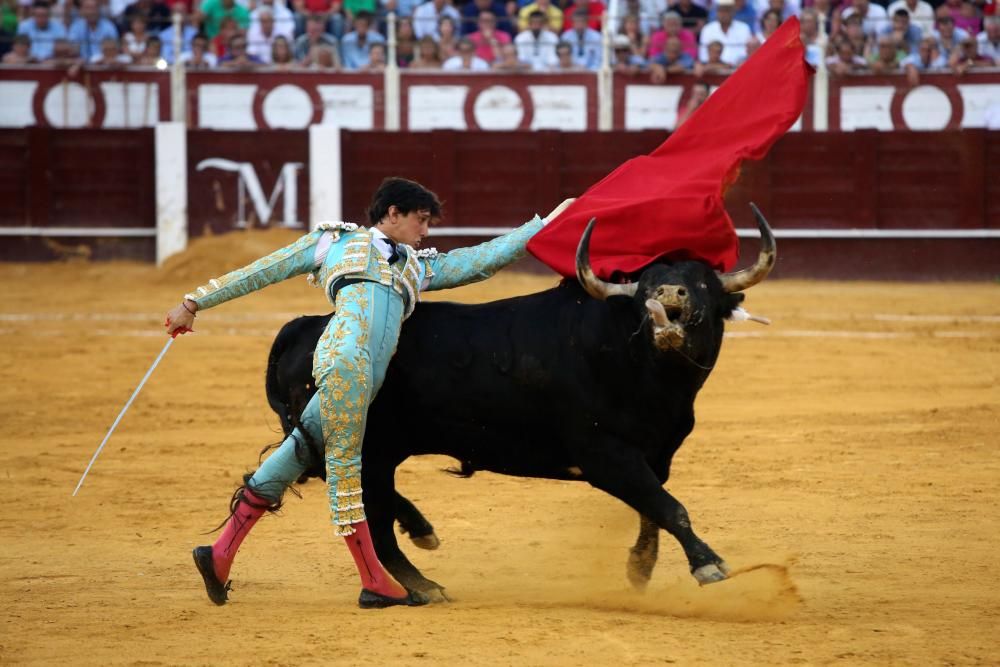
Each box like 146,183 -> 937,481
358,588 -> 431,609
192,546 -> 231,606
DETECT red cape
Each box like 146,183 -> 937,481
527,18 -> 813,278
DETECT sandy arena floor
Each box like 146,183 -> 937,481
1,229 -> 998,665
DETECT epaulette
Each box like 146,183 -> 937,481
315,221 -> 360,233
414,248 -> 439,259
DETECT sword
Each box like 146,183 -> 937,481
72,329 -> 185,496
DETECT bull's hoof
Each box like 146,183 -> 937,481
627,548 -> 655,591
423,586 -> 451,603
692,562 -> 729,586
358,588 -> 431,609
410,532 -> 441,550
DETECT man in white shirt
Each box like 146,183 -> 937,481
250,0 -> 294,41
978,16 -> 1000,64
514,9 -> 559,70
443,37 -> 491,69
841,0 -> 888,39
247,8 -> 280,63
698,0 -> 751,65
886,0 -> 934,34
412,0 -> 461,40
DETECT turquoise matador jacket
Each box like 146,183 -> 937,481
185,217 -> 545,535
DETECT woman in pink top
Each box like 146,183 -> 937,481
937,0 -> 982,35
468,10 -> 512,63
647,11 -> 697,60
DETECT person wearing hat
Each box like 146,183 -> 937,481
698,0 -> 752,66
611,32 -> 646,72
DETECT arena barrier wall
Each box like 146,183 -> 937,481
2,68 -> 998,132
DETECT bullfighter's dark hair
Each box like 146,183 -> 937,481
366,177 -> 442,226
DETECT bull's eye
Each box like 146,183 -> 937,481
698,282 -> 707,290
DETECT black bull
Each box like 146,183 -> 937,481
264,209 -> 776,597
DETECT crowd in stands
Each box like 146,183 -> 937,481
0,0 -> 996,76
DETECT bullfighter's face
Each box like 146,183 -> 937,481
381,206 -> 432,247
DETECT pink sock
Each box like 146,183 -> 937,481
344,521 -> 408,598
211,488 -> 270,582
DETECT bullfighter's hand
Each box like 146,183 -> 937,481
543,198 -> 576,225
165,300 -> 197,336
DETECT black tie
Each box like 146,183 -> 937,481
385,238 -> 400,265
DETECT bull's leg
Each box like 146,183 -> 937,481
627,514 -> 660,591
362,460 -> 449,600
394,492 -> 440,550
577,443 -> 729,585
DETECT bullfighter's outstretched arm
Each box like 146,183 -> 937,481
418,215 -> 545,292
183,230 -> 326,311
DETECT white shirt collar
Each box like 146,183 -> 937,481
370,227 -> 397,261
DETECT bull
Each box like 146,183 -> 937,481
265,206 -> 776,598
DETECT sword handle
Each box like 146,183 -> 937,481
164,317 -> 193,338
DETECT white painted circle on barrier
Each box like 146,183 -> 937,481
472,86 -> 524,130
262,84 -> 313,129
901,85 -> 951,130
43,82 -> 93,128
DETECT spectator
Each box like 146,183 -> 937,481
345,0 -> 377,23
17,0 -> 67,61
514,9 -> 558,69
647,10 -> 696,60
826,37 -> 867,73
879,9 -> 921,55
409,33 -> 442,67
89,35 -> 130,63
670,0 -> 708,35
936,0 -> 980,38
698,0 -> 751,65
756,7 -> 780,41
758,0 -> 798,22
395,16 -> 417,66
120,0 -> 170,33
901,35 -> 945,83
210,16 -> 239,57
442,35 -> 489,68
180,31 -> 217,67
132,33 -> 163,64
460,0 -> 512,36
307,42 -> 338,67
979,16 -> 999,64
811,0 -> 834,36
931,15 -> 969,60
201,0 -> 250,39
648,33 -> 694,81
868,33 -> 901,72
68,0 -> 118,60
3,34 -> 36,63
270,33 -> 293,67
562,0 -> 605,31
693,37 -> 734,73
840,0 -> 887,40
412,0 -> 460,39
677,80 -> 709,126
361,40 -> 386,70
887,0 -> 934,34
220,31 -> 261,67
123,15 -> 148,58
0,0 -> 16,45
561,8 -> 601,69
380,0 -> 421,20
799,8 -> 822,66
517,0 -> 563,33
950,35 -> 993,72
437,14 -> 458,58
552,39 -> 584,68
493,40 -> 529,69
247,7 -> 279,62
339,10 -> 385,69
841,12 -> 872,59
158,7 -> 198,63
47,37 -> 83,72
611,32 -> 645,72
293,13 -> 338,61
618,13 -> 648,60
250,0 -> 294,41
711,0 -> 755,27
292,0 -> 346,38
468,10 -> 511,64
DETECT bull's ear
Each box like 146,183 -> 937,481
723,292 -> 745,316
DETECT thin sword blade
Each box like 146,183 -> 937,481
72,336 -> 175,497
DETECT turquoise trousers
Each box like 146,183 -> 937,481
248,281 -> 404,536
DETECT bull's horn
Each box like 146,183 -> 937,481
576,217 -> 638,300
717,203 -> 777,293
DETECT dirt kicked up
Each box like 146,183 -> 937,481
1,229 -> 998,665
